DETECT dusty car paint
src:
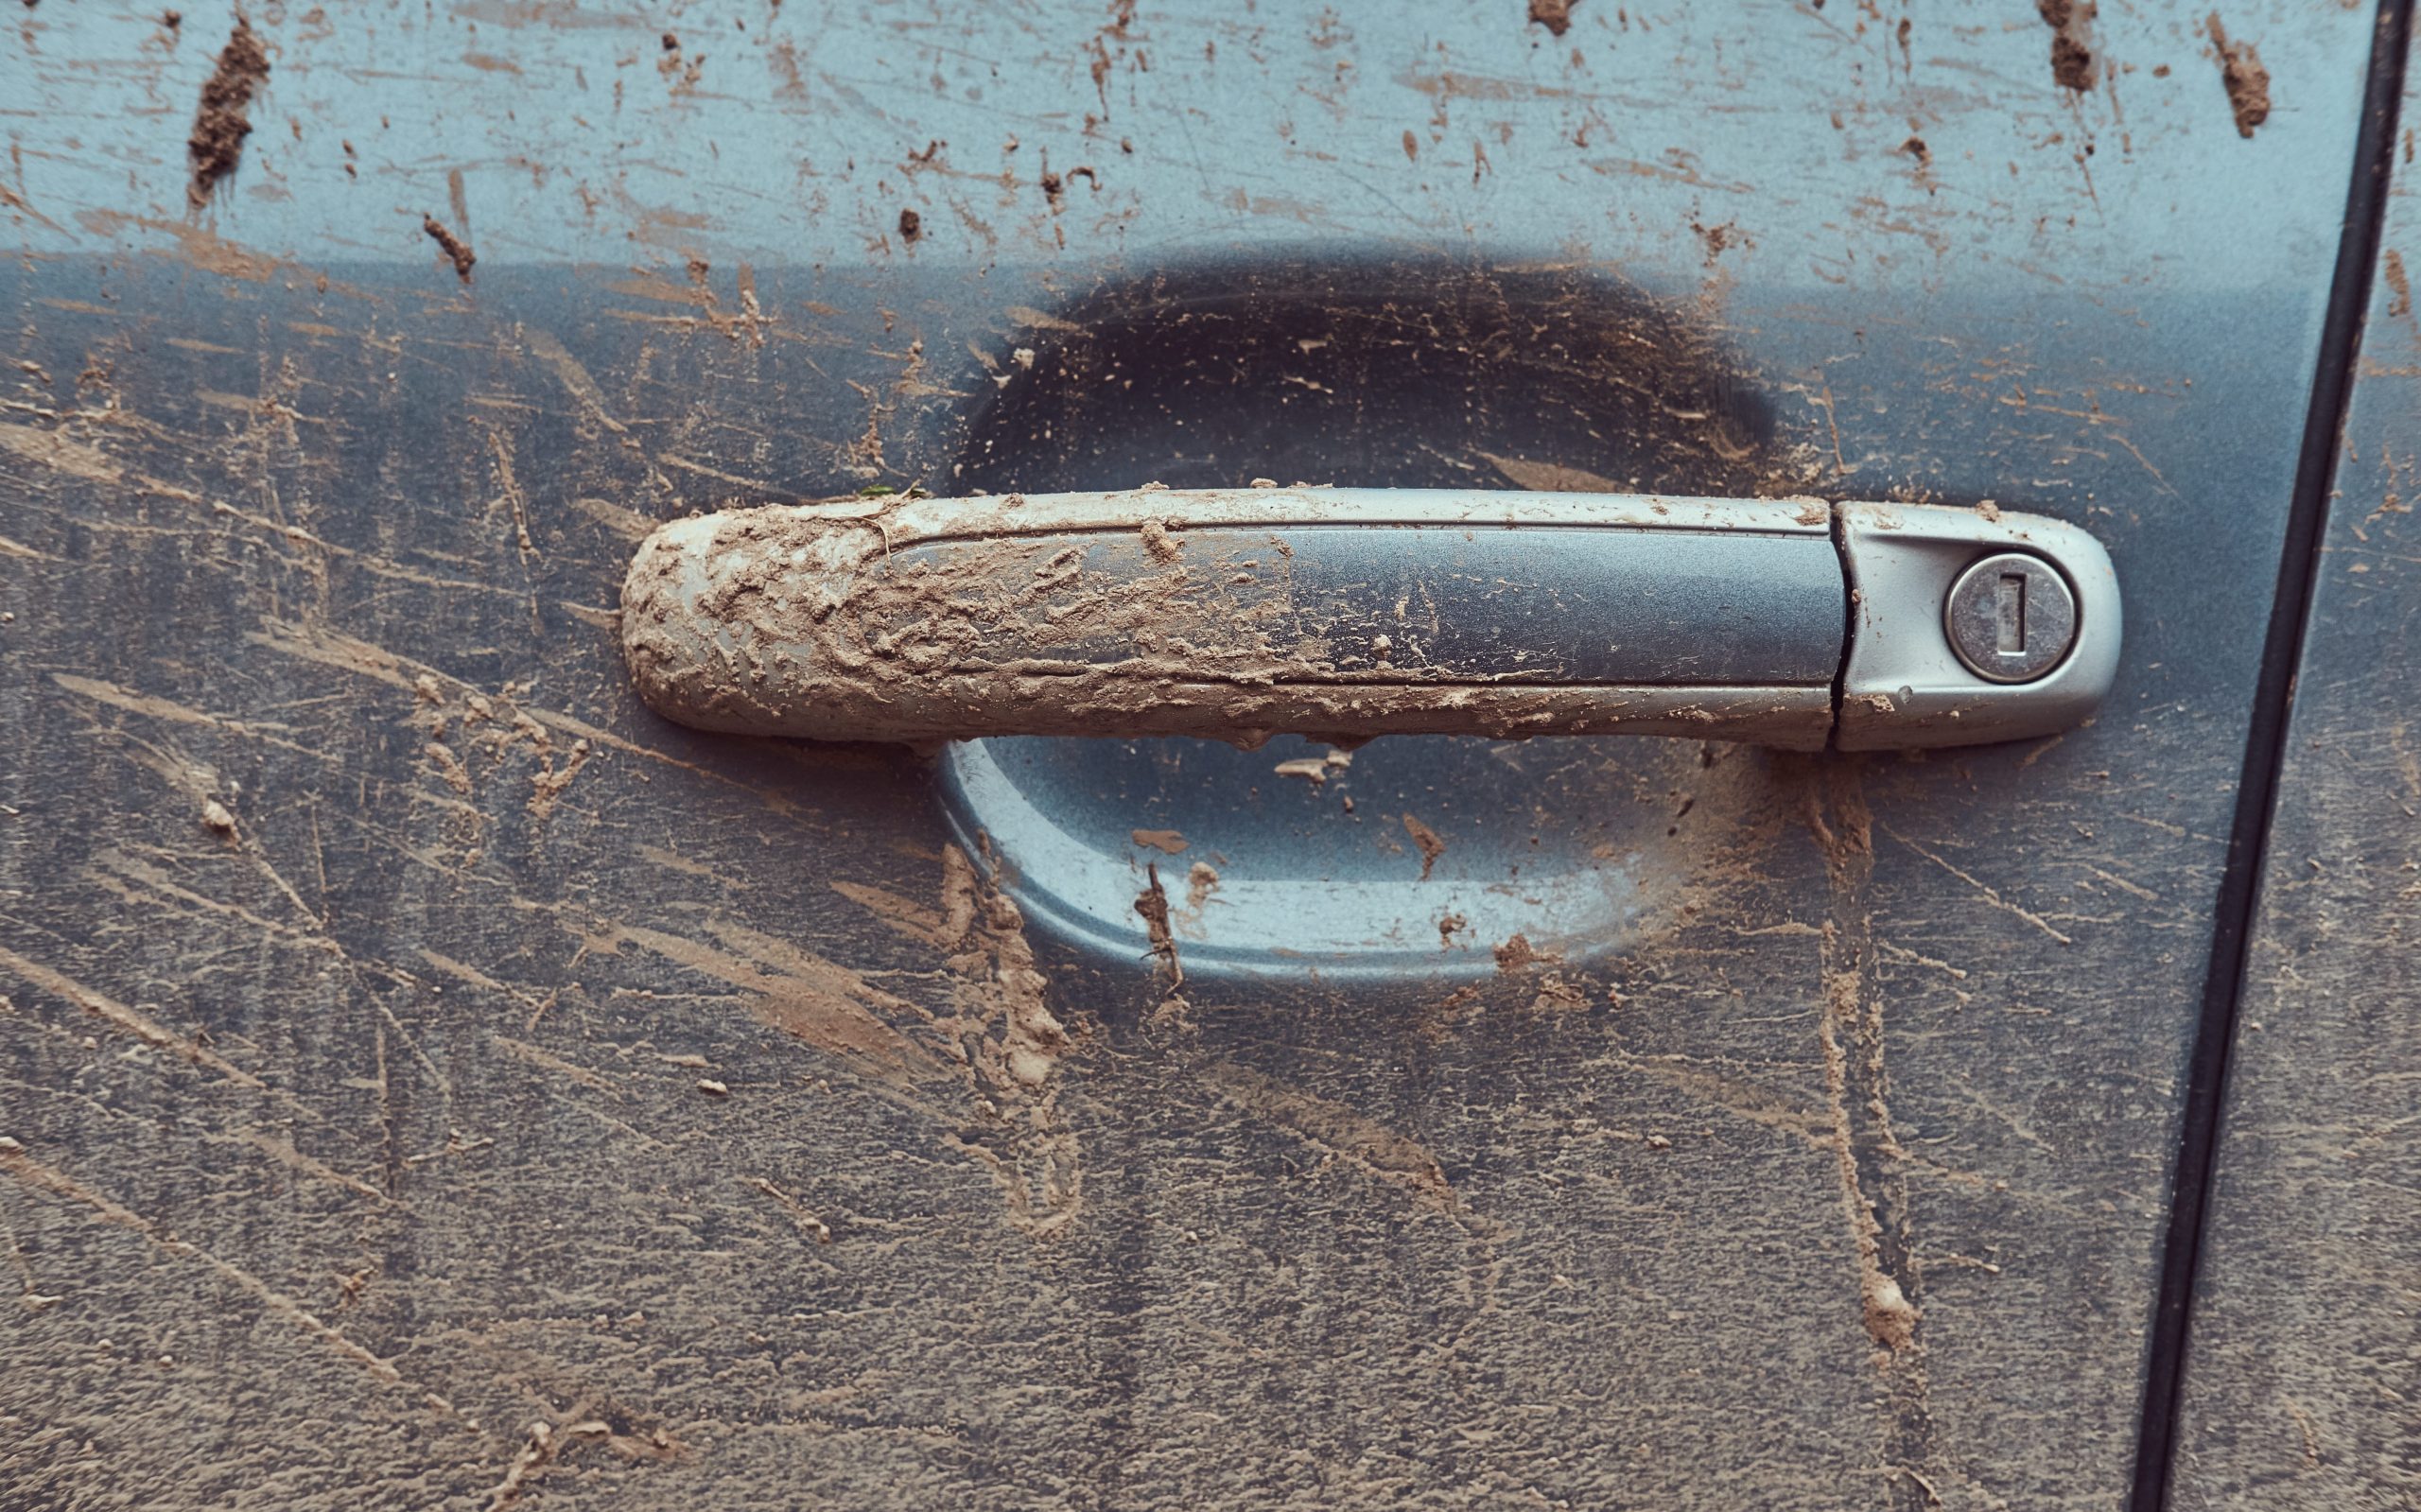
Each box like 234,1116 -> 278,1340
2168,45 -> 2421,1512
0,2 -> 2403,1508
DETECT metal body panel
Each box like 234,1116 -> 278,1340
2170,41 -> 2421,1512
0,3 -> 2388,1508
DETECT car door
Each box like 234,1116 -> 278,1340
0,2 -> 2397,1508
2168,24 -> 2421,1511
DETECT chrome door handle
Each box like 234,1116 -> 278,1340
618,489 -> 2117,751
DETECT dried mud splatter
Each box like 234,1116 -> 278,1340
2206,13 -> 2272,140
1691,218 -> 1744,267
2036,0 -> 2098,93
1493,933 -> 1559,974
1402,812 -> 1447,880
1135,862 -> 1183,991
187,17 -> 270,207
1528,0 -> 1576,38
422,216 -> 477,281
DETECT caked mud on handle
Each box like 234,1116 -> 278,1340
618,488 -> 2119,752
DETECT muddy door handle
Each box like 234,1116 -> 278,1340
618,489 -> 2118,751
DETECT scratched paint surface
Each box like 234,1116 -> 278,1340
2168,47 -> 2421,1512
0,2 -> 2385,1508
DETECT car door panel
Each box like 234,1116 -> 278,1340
2168,34 -> 2421,1512
0,3 -> 2392,1507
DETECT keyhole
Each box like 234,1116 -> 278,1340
1946,551 -> 2076,684
1995,572 -> 2028,656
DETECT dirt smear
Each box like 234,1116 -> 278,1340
73,209 -> 356,292
2206,13 -> 2271,139
0,945 -> 265,1093
1802,761 -> 1941,1502
828,844 -> 1084,1238
1184,860 -> 1220,912
1478,451 -> 1626,494
574,913 -> 936,1082
1822,965 -> 1917,1352
187,16 -> 270,207
940,844 -> 1072,1091
422,216 -> 477,281
0,1141 -> 470,1419
1202,1060 -> 1454,1208
486,1416 -> 681,1510
0,423 -> 124,484
1402,812 -> 1447,880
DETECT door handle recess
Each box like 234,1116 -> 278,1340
618,488 -> 2118,752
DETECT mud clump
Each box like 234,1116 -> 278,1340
1494,933 -> 1561,973
186,17 -> 270,207
1863,1271 -> 1919,1350
1138,517 -> 1181,562
2049,34 -> 2095,91
421,216 -> 476,281
897,207 -> 921,243
2036,0 -> 2097,93
1528,0 -> 1576,37
2206,13 -> 2271,139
